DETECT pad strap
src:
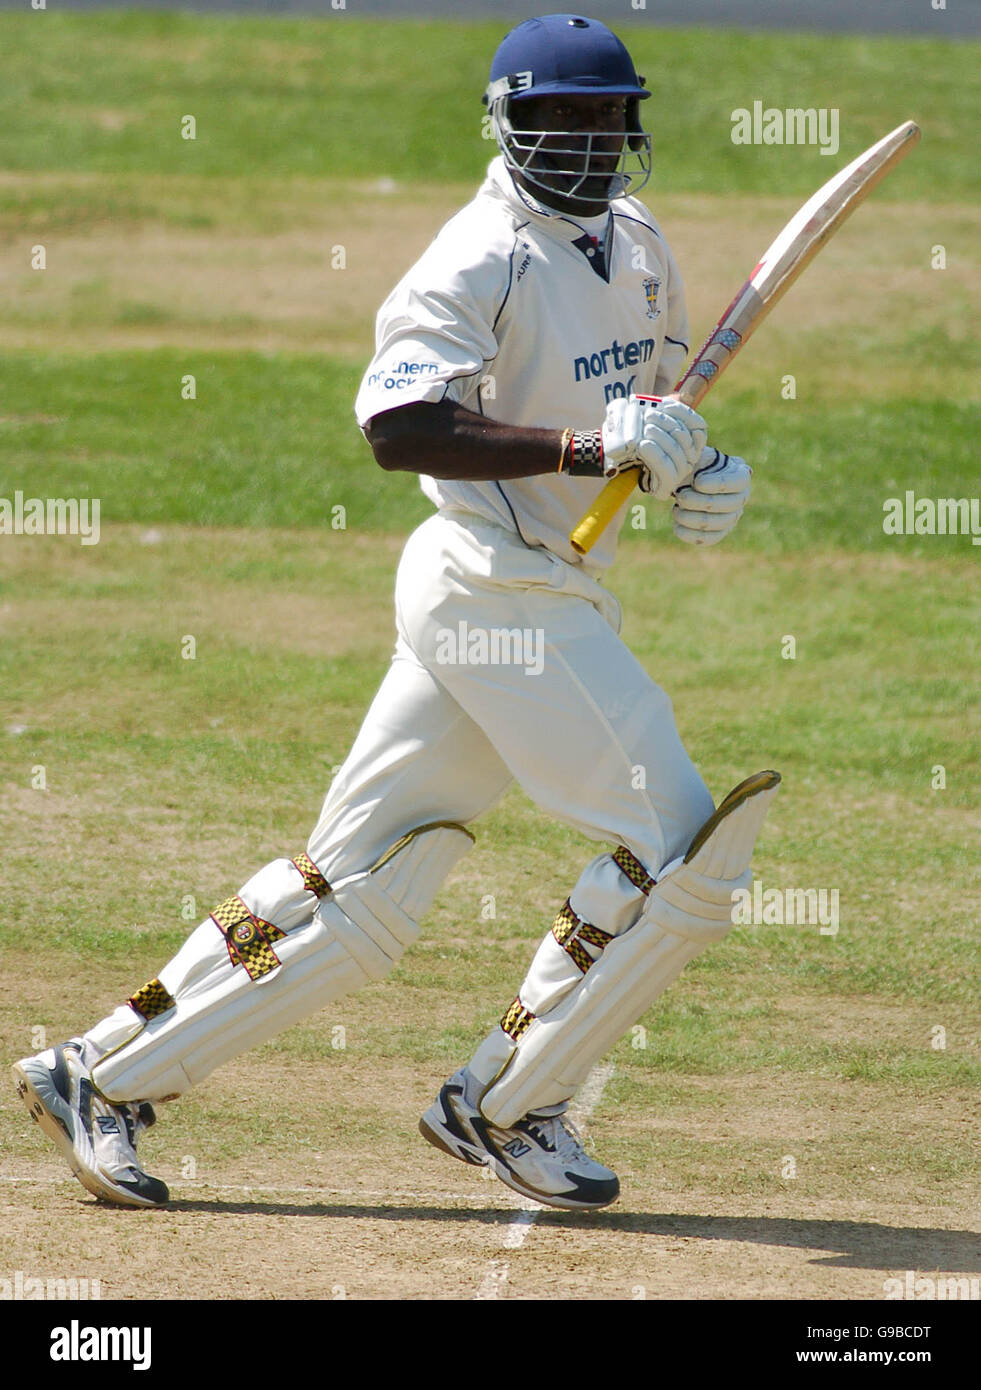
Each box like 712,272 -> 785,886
291,852 -> 331,898
612,845 -> 656,896
550,901 -> 614,974
128,979 -> 176,1022
500,997 -> 536,1042
210,896 -> 286,981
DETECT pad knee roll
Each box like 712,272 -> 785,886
91,822 -> 473,1103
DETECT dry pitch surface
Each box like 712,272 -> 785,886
2,937 -> 978,1300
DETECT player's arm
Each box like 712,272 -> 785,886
365,401 -> 570,481
365,398 -> 706,487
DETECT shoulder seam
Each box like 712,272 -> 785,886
613,210 -> 661,239
492,222 -> 530,333
438,361 -> 495,403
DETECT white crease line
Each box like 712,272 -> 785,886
475,1259 -> 510,1299
572,1062 -> 616,1121
501,1207 -> 540,1248
473,1062 -> 615,1300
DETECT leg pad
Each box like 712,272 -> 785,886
479,773 -> 780,1126
91,823 -> 473,1103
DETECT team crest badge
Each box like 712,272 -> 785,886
643,275 -> 661,320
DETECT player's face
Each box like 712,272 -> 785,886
509,93 -> 629,215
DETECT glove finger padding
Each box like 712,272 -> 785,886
673,509 -> 740,545
673,511 -> 743,545
673,447 -> 751,545
636,433 -> 696,498
644,398 -> 709,467
687,446 -> 752,495
673,485 -> 747,516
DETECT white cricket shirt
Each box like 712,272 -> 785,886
354,156 -> 690,574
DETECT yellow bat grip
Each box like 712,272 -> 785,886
569,467 -> 641,556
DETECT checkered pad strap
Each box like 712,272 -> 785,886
210,896 -> 286,981
291,851 -> 331,898
500,997 -> 535,1042
128,978 -> 176,1022
613,845 -> 656,896
551,901 -> 614,974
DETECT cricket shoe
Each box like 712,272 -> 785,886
419,1067 -> 619,1211
12,1040 -> 168,1208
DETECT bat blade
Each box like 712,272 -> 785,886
569,120 -> 921,555
674,119 -> 921,409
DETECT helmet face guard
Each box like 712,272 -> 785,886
483,15 -> 652,213
488,86 -> 651,213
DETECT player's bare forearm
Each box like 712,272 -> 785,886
365,401 -> 565,481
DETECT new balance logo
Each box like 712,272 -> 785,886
95,1116 -> 120,1135
501,1138 -> 532,1158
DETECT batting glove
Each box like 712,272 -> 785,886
672,447 -> 752,546
601,395 -> 708,500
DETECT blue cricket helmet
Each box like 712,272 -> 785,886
484,14 -> 650,105
483,15 -> 652,211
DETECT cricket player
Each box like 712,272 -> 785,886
14,14 -> 778,1212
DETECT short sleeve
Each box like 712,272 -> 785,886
354,225 -> 512,428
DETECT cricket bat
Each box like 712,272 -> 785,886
569,119 -> 921,556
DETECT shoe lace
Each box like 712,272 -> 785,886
521,1111 -> 588,1161
112,1100 -> 155,1153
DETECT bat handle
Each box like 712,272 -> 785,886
569,467 -> 640,555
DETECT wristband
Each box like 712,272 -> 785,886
558,429 -> 605,477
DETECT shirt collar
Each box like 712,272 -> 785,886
482,156 -> 614,248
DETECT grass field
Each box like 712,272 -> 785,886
0,13 -> 979,1302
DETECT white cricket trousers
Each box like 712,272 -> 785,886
309,510 -> 712,877
86,511 -> 713,1096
